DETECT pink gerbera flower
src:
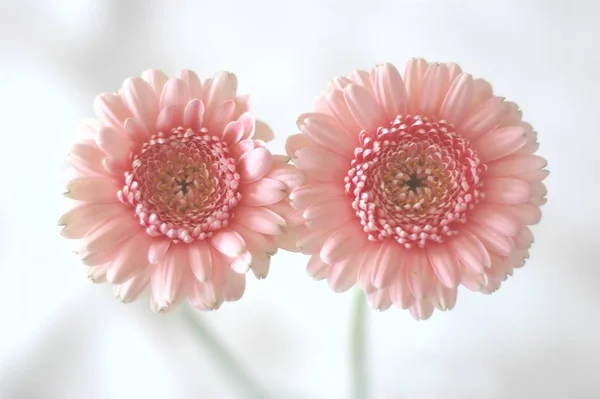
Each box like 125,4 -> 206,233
287,59 -> 548,319
60,69 -> 303,312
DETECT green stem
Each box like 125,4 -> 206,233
180,303 -> 272,399
351,289 -> 368,399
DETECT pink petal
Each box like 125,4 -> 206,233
84,213 -> 140,253
239,177 -> 286,206
510,249 -> 529,269
189,240 -> 212,282
404,58 -> 429,114
373,62 -> 408,120
102,158 -> 126,176
114,268 -> 152,303
514,227 -> 533,250
328,76 -> 353,91
356,244 -> 378,291
290,183 -> 345,210
93,93 -> 132,130
266,163 -> 304,191
294,146 -> 349,182
409,300 -> 434,320
189,248 -> 226,310
439,73 -> 474,125
467,222 -> 514,256
175,69 -> 203,99
314,93 -> 331,115
285,133 -> 311,158
122,77 -> 159,131
458,97 -> 508,141
148,239 -> 171,264
304,198 -> 354,230
320,223 -> 367,265
231,222 -> 278,256
469,203 -> 521,236
446,63 -> 463,83
230,139 -> 255,160
68,143 -> 108,176
272,155 -> 291,164
156,105 -> 182,133
97,126 -> 131,164
251,256 -> 271,279
254,120 -> 275,142
296,226 -> 330,255
238,147 -> 274,183
371,240 -> 404,289
418,63 -> 450,117
274,232 -> 298,253
210,229 -> 247,257
468,79 -> 493,110
65,176 -> 119,203
389,274 -> 414,309
499,101 -> 522,127
234,94 -> 252,116
427,244 -> 461,288
472,126 -> 528,163
298,114 -> 356,157
229,251 -> 252,274
448,230 -> 491,274
486,254 -> 512,282
405,249 -> 435,300
327,256 -> 361,293
106,231 -> 153,284
222,120 -> 244,146
307,254 -> 330,280
530,182 -> 547,206
460,267 -> 487,292
367,290 -> 392,311
183,99 -> 205,132
203,71 -> 238,114
151,244 -> 189,308
81,249 -> 115,267
266,201 -> 305,228
224,266 -> 246,300
237,112 -> 255,141
327,89 -> 362,137
207,100 -> 236,136
516,125 -> 540,156
122,121 -> 149,155
141,69 -> 169,96
343,84 -> 386,133
509,202 -> 542,225
486,154 -> 548,182
433,283 -> 458,311
233,206 -> 286,235
348,69 -> 375,95
160,78 -> 190,110
484,177 -> 531,205
59,203 -> 125,239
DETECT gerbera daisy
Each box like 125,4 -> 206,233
59,69 -> 303,311
287,59 -> 547,319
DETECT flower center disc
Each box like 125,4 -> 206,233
345,115 -> 485,248
120,127 -> 241,243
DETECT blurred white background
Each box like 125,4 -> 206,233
0,0 -> 599,398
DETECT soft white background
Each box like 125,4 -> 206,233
0,0 -> 598,398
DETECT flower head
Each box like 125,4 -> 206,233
287,59 -> 547,319
60,69 -> 303,311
